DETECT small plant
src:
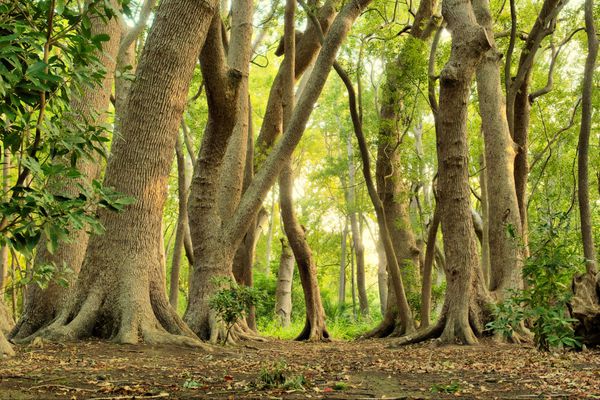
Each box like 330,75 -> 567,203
209,277 -> 262,344
430,381 -> 461,394
333,382 -> 348,390
256,361 -> 306,390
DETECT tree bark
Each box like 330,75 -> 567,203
11,2 -> 122,340
0,150 -> 9,291
275,239 -> 295,327
577,0 -> 598,274
25,0 -> 219,347
416,0 -> 492,345
184,5 -> 251,343
478,154 -> 490,287
473,0 -> 523,300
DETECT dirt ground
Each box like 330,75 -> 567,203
1,338 -> 599,399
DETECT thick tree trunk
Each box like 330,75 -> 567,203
400,0 -> 494,345
275,239 -> 295,327
577,0 -> 598,274
11,3 -> 122,340
184,5 -> 252,343
25,0 -> 219,347
473,0 -> 523,300
365,0 -> 438,338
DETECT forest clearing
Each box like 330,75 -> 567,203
1,0 -> 600,398
1,339 -> 599,399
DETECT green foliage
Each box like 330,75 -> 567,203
209,277 -> 263,344
487,212 -> 583,351
256,361 -> 306,390
0,0 -> 134,260
430,381 -> 461,394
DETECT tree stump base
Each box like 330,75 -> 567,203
571,271 -> 600,346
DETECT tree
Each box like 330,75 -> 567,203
27,0 -> 220,346
11,0 -> 123,340
397,0 -> 493,345
184,0 -> 374,342
473,0 -> 523,302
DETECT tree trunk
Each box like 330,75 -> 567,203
0,301 -> 14,357
338,220 -> 348,305
279,0 -> 329,341
364,0 -> 438,338
25,0 -> 219,347
396,0 -> 494,346
420,204 -> 440,328
10,2 -> 122,340
577,0 -> 598,274
254,0 -> 339,161
264,189 -> 276,275
184,5 -> 252,343
169,133 -> 191,308
275,238 -> 295,327
345,132 -> 369,316
376,239 -> 388,316
478,154 -> 490,287
473,0 -> 524,301
0,150 -> 9,291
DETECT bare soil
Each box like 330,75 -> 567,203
1,338 -> 599,399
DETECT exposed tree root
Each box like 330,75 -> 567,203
389,319 -> 444,346
295,318 -> 330,342
0,331 -> 14,357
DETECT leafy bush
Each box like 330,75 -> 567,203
209,277 -> 262,344
487,212 -> 583,351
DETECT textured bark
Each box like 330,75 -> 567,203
577,0 -> 598,274
11,3 -> 122,340
473,0 -> 523,301
184,6 -> 251,342
431,0 -> 492,344
24,0 -> 219,347
275,239 -> 295,327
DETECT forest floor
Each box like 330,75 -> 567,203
0,337 -> 599,399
